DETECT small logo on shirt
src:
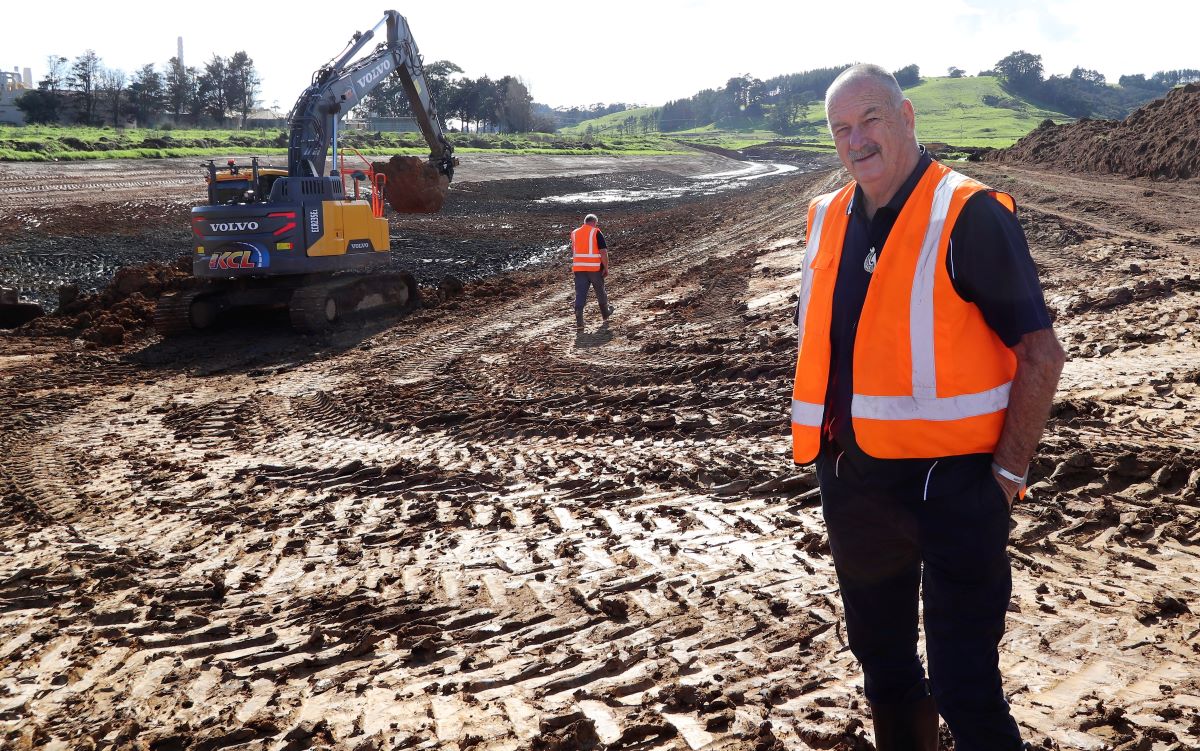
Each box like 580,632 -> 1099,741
864,246 -> 878,274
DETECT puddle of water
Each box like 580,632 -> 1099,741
539,161 -> 800,205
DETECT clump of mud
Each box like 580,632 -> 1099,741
16,257 -> 193,345
987,82 -> 1200,179
373,155 -> 450,213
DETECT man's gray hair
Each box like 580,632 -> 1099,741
584,213 -> 598,224
825,64 -> 906,114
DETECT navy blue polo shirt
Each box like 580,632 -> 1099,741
817,148 -> 1051,493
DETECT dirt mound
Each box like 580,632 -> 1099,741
373,155 -> 450,213
987,83 -> 1200,179
17,257 -> 193,345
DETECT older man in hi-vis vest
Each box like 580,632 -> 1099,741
790,64 -> 1065,750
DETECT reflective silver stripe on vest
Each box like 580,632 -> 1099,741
852,381 -> 1011,421
573,226 -> 600,264
796,193 -> 835,352
910,169 -> 971,399
791,398 -> 824,427
853,169 -> 1011,422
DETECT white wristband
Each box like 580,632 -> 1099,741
992,461 -> 1027,486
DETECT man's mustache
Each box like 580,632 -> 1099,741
849,144 -> 880,161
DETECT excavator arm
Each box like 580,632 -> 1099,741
287,10 -> 455,181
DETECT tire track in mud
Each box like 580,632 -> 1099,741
3,163 -> 1199,749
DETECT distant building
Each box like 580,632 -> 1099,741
244,107 -> 287,129
0,67 -> 32,125
363,116 -> 420,133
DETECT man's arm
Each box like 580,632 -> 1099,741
992,327 -> 1066,503
597,231 -> 610,276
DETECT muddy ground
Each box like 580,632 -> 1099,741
0,149 -> 1198,751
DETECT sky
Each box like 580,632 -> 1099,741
3,0 -> 1196,112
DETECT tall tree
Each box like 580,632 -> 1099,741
893,64 -> 921,88
184,66 -> 203,124
128,63 -> 166,125
164,56 -> 193,121
67,50 -> 103,124
197,54 -> 230,124
226,51 -> 260,126
98,67 -> 127,127
40,55 -> 70,93
495,76 -> 533,133
472,76 -> 498,132
1070,67 -> 1106,87
994,51 -> 1044,93
424,60 -> 463,127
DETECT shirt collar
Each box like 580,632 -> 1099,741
847,145 -> 933,216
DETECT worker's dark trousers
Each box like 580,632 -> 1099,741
816,449 -> 1024,751
573,271 -> 610,315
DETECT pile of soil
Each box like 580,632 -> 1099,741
987,82 -> 1200,179
373,155 -> 451,213
16,258 -> 193,345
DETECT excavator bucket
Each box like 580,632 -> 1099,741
372,155 -> 450,214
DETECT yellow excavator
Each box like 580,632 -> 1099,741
155,10 -> 456,335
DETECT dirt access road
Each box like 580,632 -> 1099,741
1,153 -> 1198,750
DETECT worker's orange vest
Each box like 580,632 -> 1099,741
791,161 -> 1018,464
571,224 -> 603,272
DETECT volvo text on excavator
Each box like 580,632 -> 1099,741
155,10 -> 456,335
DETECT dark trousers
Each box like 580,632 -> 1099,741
817,448 -> 1023,751
573,271 -> 610,315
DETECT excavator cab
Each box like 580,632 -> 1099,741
205,158 -> 288,205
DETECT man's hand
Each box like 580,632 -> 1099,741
991,326 -> 1065,507
991,468 -> 1022,508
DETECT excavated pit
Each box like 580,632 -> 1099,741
1,142 -> 1198,749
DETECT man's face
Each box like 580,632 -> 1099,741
826,78 -> 916,197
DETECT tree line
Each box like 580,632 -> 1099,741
14,47 -> 553,135
991,50 -> 1199,119
17,50 -> 261,127
356,61 -> 554,134
585,54 -> 1197,137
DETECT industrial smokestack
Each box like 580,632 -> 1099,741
178,37 -> 184,69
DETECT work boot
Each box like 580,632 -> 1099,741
869,695 -> 939,751
603,304 -> 615,319
575,310 -> 584,329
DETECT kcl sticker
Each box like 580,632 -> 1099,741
209,245 -> 269,270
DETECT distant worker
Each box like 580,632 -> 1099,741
571,213 -> 615,328
790,64 -> 1065,750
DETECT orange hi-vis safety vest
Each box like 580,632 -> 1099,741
571,224 -> 603,272
791,160 -> 1018,464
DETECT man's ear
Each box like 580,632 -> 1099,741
902,99 -> 916,134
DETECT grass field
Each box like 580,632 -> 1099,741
559,76 -> 1076,151
0,125 -> 688,162
556,107 -> 660,136
905,76 -> 1072,146
0,78 -> 1077,162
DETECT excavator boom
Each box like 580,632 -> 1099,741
287,10 -> 455,187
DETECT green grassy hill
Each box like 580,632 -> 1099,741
905,76 -> 1070,146
557,106 -> 659,136
559,76 -> 1075,149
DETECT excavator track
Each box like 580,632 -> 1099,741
288,272 -> 417,334
154,288 -> 218,337
288,281 -> 342,334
